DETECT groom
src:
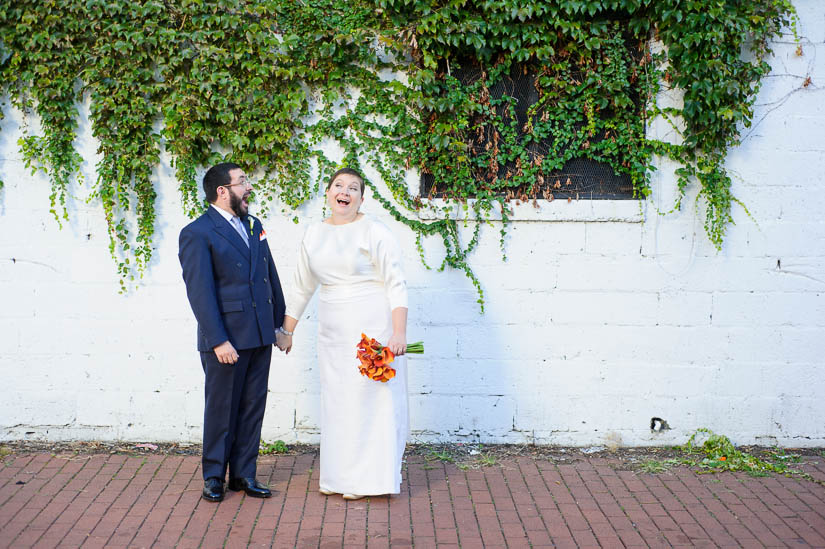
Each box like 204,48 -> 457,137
179,162 -> 287,502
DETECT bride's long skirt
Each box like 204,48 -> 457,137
317,282 -> 408,495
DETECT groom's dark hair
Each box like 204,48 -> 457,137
326,167 -> 365,195
203,162 -> 242,203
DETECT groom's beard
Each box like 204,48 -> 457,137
229,191 -> 248,217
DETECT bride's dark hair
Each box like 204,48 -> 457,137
326,167 -> 365,194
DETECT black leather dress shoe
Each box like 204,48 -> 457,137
202,477 -> 225,502
227,477 -> 272,498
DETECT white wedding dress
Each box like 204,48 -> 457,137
285,214 -> 409,495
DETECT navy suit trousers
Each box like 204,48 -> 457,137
200,345 -> 271,480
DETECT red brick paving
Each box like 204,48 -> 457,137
1,450 -> 824,548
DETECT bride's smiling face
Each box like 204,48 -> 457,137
326,173 -> 364,216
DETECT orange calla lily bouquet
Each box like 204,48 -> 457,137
357,333 -> 424,382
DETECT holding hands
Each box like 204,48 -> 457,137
276,317 -> 298,354
275,330 -> 292,354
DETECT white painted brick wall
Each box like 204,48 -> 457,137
1,1 -> 824,447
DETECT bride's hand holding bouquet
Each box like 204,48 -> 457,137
357,333 -> 423,383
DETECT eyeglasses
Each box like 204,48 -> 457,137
220,179 -> 253,190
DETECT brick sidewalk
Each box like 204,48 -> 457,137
1,449 -> 824,548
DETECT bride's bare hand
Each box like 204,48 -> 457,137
387,333 -> 406,356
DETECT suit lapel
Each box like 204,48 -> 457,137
207,207 -> 250,261
246,215 -> 259,279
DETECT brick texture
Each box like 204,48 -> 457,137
2,449 -> 824,548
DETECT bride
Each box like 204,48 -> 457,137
276,168 -> 409,499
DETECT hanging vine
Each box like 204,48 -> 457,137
0,0 -> 798,305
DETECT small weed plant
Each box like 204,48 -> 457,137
682,428 -> 795,476
638,428 -> 817,484
260,440 -> 289,455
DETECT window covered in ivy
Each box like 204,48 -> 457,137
420,35 -> 646,201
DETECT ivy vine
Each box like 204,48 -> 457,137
0,0 -> 798,304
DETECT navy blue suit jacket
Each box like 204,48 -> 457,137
179,206 -> 286,352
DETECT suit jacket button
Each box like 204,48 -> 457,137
252,302 -> 257,308
237,262 -> 242,268
268,298 -> 272,304
263,277 -> 268,283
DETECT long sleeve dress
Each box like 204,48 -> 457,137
285,214 -> 409,495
